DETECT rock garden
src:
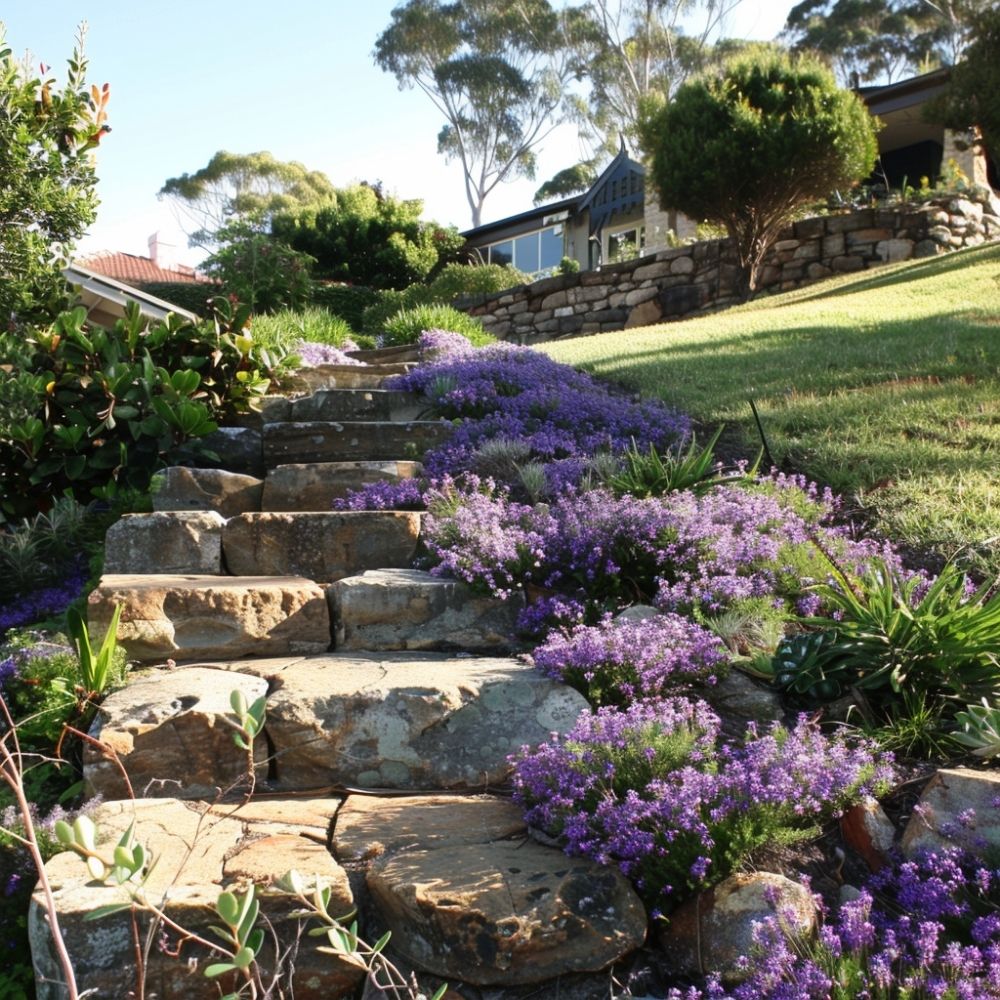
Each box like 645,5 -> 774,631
4,321 -> 1000,1000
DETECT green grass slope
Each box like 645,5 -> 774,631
544,243 -> 1000,575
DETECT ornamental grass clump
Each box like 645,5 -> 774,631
512,701 -> 893,909
531,613 -> 728,707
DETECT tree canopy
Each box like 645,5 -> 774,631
936,5 -> 1000,166
271,183 -> 464,290
641,53 -> 878,296
374,0 -> 588,227
0,22 -> 108,323
159,150 -> 335,248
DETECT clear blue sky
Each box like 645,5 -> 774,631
3,1 -> 794,264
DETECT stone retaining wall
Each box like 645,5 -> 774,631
459,191 -> 1000,344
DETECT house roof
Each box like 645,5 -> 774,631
64,263 -> 201,325
461,194 -> 580,242
76,250 -> 209,286
858,67 -> 951,117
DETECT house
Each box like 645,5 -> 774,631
463,69 -> 995,275
63,262 -> 201,328
462,143 -> 648,276
75,233 -> 209,289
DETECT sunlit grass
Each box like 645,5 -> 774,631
544,243 -> 1000,575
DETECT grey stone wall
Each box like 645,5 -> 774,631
459,192 -> 1000,344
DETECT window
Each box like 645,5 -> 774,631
607,226 -> 646,263
483,225 -> 564,276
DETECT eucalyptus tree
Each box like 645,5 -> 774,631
374,0 -> 589,227
159,150 -> 335,248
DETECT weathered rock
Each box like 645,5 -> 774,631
902,767 -> 1000,856
662,872 -> 817,983
876,237 -> 915,262
831,254 -> 865,272
261,461 -> 422,511
950,197 -> 984,221
152,466 -> 263,517
625,297 -> 664,329
84,667 -> 269,799
913,238 -> 944,258
847,227 -> 892,245
282,362 -> 413,393
223,512 -> 422,582
614,604 -> 660,623
31,798 -> 361,1000
262,420 -> 451,467
334,794 -> 526,861
841,797 -> 895,871
103,511 -> 226,575
331,569 -> 522,652
290,388 -> 423,423
89,575 -> 331,662
367,840 -> 646,985
264,652 -> 588,790
702,669 -> 784,736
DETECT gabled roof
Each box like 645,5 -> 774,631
76,250 -> 209,286
858,67 -> 951,117
64,263 -> 201,325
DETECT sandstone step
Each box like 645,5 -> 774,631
331,568 -> 522,652
261,461 -> 423,511
32,797 -> 361,1000
103,511 -> 226,576
262,420 -> 451,467
281,362 -> 415,393
333,794 -> 646,985
346,343 -> 421,364
222,511 -> 421,581
84,653 -> 587,796
88,575 -> 331,663
152,466 -> 264,517
289,387 -> 423,423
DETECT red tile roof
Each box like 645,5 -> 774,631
77,251 -> 211,286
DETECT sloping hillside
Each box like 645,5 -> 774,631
545,243 -> 1000,574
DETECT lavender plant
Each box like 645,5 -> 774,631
530,613 -> 728,707
512,700 -> 894,910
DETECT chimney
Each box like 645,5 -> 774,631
148,231 -> 179,271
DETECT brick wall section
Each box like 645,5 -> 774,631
458,192 -> 1000,345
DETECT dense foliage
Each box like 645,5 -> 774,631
0,24 -> 107,323
0,299 -> 291,518
641,53 -> 878,296
272,184 -> 463,290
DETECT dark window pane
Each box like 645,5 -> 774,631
540,227 -> 563,270
490,241 -> 513,267
514,233 -> 540,273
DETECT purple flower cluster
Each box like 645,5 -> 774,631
531,613 -> 727,706
333,478 -> 425,511
388,339 -> 690,490
0,567 -> 86,635
421,478 -> 890,621
665,844 -> 1000,999
294,339 -> 364,367
512,702 -> 893,906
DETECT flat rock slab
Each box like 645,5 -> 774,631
332,569 -> 522,652
263,420 -> 452,467
264,652 -> 588,790
89,575 -> 331,663
282,363 -> 414,393
103,511 -> 226,575
31,798 -> 359,1000
367,840 -> 646,985
176,426 -> 264,476
262,461 -> 423,511
84,666 -> 269,799
334,794 -> 526,861
290,388 -> 423,423
223,511 -> 422,582
902,767 -> 1000,856
152,466 -> 263,517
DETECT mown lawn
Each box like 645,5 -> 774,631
544,243 -> 1000,576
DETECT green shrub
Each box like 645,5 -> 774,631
360,285 -> 437,338
247,307 -> 372,355
309,283 -> 379,329
557,256 -> 580,275
0,299 -> 292,518
381,305 -> 492,347
137,281 -> 217,317
426,263 -> 528,301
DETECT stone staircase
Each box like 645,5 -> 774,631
32,349 -> 647,999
